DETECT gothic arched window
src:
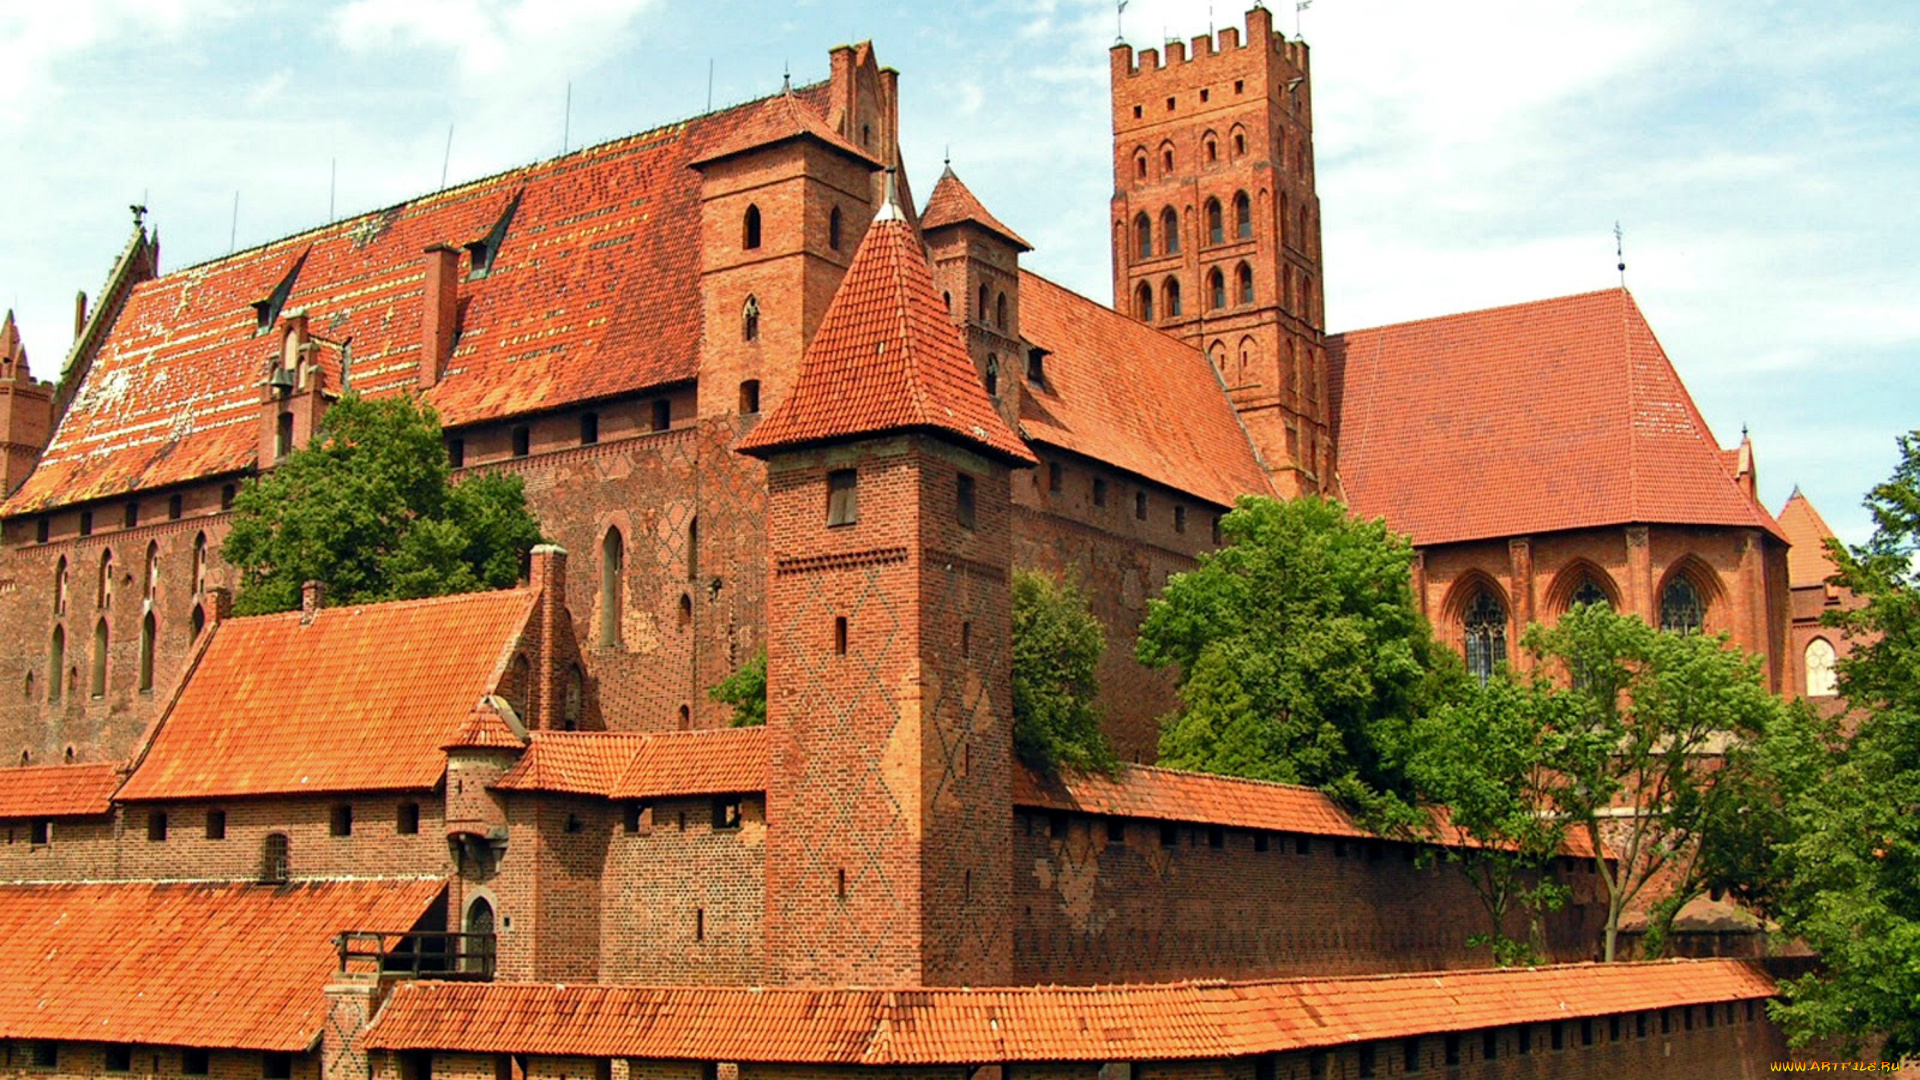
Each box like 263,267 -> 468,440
1571,577 -> 1612,610
1235,263 -> 1254,305
1660,577 -> 1705,635
138,612 -> 156,692
1463,588 -> 1508,686
1233,191 -> 1252,240
985,353 -> 1000,397
1805,638 -> 1838,697
742,295 -> 760,342
48,626 -> 64,705
742,204 -> 762,250
1135,282 -> 1154,322
1207,269 -> 1226,310
97,549 -> 114,610
600,528 -> 625,648
1206,198 -> 1224,245
995,293 -> 1008,332
1160,207 -> 1179,254
828,205 -> 843,251
143,541 -> 159,603
53,556 -> 67,616
1162,277 -> 1182,318
90,618 -> 108,699
192,533 -> 207,595
1134,213 -> 1153,260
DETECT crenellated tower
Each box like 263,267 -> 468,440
740,178 -> 1036,987
1110,6 -> 1331,496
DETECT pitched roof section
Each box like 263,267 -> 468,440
1018,271 -> 1274,509
919,166 -> 1031,250
492,727 -> 768,800
690,89 -> 879,168
737,201 -> 1035,465
0,879 -> 441,1051
367,959 -> 1771,1062
3,86 -> 847,516
443,698 -> 529,751
1779,489 -> 1842,589
1331,289 -> 1786,547
0,762 -> 123,818
117,589 -> 536,801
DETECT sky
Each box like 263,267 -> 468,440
0,0 -> 1913,545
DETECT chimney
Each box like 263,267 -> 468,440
73,292 -> 88,339
528,544 -> 567,730
207,586 -> 234,625
301,580 -> 326,623
420,245 -> 460,390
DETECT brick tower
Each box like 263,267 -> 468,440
921,164 -> 1032,433
0,312 -> 53,498
1110,7 -> 1331,496
740,175 -> 1036,987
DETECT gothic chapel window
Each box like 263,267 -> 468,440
1163,277 -> 1182,318
1463,588 -> 1507,686
1805,638 -> 1838,697
599,528 -> 625,648
53,556 -> 68,616
1660,577 -> 1705,635
1136,282 -> 1154,322
97,549 -> 114,610
1571,578 -> 1611,609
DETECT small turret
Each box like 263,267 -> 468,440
0,312 -> 55,497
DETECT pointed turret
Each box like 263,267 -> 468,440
1778,488 -> 1841,591
921,165 -> 1032,251
0,312 -> 54,497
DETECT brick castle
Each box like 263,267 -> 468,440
0,9 -> 1838,1078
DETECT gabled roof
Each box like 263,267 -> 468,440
691,88 -> 879,168
1331,289 -> 1786,547
117,589 -> 536,801
3,86 -> 844,516
366,959 -> 1772,1062
1018,271 -> 1274,508
492,727 -> 767,800
0,879 -> 441,1051
0,762 -> 123,818
737,196 -> 1035,465
919,166 -> 1031,250
443,698 -> 529,751
1779,488 -> 1842,589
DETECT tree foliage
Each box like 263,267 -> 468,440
222,394 -> 544,615
1766,430 -> 1920,1056
1012,569 -> 1116,774
710,650 -> 767,727
1136,495 -> 1458,819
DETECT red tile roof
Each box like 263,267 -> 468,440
611,727 -> 767,800
1017,765 -> 1603,860
690,89 -> 878,168
920,167 -> 1031,250
367,959 -> 1771,1062
1779,489 -> 1842,589
0,762 -> 123,818
1330,289 -> 1786,547
3,86 -> 843,515
443,699 -> 529,751
1018,271 -> 1274,509
493,727 -> 767,800
0,879 -> 441,1051
737,199 -> 1035,466
117,589 -> 536,801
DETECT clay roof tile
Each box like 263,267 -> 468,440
1778,488 -> 1843,589
0,761 -> 124,818
919,167 -> 1031,251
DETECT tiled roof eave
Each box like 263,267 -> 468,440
739,422 -> 1037,468
1023,435 -> 1243,510
690,129 -> 883,171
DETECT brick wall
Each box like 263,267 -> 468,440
493,794 -> 607,982
0,1044 -> 318,1080
599,794 -> 766,984
1011,811 -> 1607,984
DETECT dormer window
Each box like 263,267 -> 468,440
1026,347 -> 1047,383
465,189 -> 524,280
251,250 -> 308,336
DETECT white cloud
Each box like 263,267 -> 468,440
331,0 -> 661,85
0,0 -> 215,130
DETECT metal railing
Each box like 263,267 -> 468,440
336,931 -> 496,981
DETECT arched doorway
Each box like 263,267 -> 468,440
463,896 -> 496,974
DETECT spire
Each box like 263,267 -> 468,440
737,202 -> 1035,466
919,165 -> 1032,251
875,166 -> 904,222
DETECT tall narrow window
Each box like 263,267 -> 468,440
742,204 -> 762,249
600,528 -> 625,648
1660,577 -> 1705,634
828,205 -> 843,251
124,501 -> 139,528
47,626 -> 64,705
1806,638 -> 1838,696
563,665 -> 584,730
1134,490 -> 1148,521
651,399 -> 671,432
1208,269 -> 1226,310
1134,213 -> 1153,259
1163,277 -> 1182,318
221,484 -> 236,510
168,494 -> 183,520
143,541 -> 158,602
1233,191 -> 1252,240
191,605 -> 206,639
98,548 -> 114,610
1236,263 -> 1254,305
739,379 -> 761,414
833,616 -> 848,655
686,516 -> 699,582
275,412 -> 294,460
53,555 -> 67,615
1464,589 -> 1507,686
447,438 -> 465,468
984,353 -> 999,397
1206,198 -> 1224,245
192,533 -> 207,595
261,833 -> 291,882
138,612 -> 155,692
995,292 -> 1009,331
956,474 -> 977,530
742,295 -> 760,342
580,412 -> 599,445
1160,207 -> 1179,254
511,426 -> 530,458
827,469 -> 858,526
91,618 -> 108,698
1135,282 -> 1154,321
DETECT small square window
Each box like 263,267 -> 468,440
511,426 -> 530,458
106,1046 -> 134,1073
29,818 -> 49,845
1208,827 -> 1224,849
36,518 -> 49,543
827,470 -> 858,526
1517,1025 -> 1532,1055
330,804 -> 353,837
263,1053 -> 293,1080
1200,88 -> 1210,102
712,797 -> 743,830
579,412 -> 600,446
564,813 -> 584,834
1049,812 -> 1069,839
1047,462 -> 1062,493
1132,105 -> 1142,119
169,494 -> 184,520
1106,818 -> 1125,846
1295,835 -> 1310,855
124,502 -> 139,528
739,380 -> 761,415
624,803 -> 644,834
1253,832 -> 1268,853
1234,80 -> 1245,94
1444,1034 -> 1461,1066
1356,1043 -> 1375,1078
29,1042 -> 58,1069
148,811 -> 169,842
956,474 -> 977,530
80,510 -> 93,536
1482,1030 -> 1498,1061
183,1051 -> 211,1076
206,809 -> 227,840
397,802 -> 420,835
651,399 -> 672,432
1159,823 -> 1178,849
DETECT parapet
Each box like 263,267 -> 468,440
1110,6 -> 1308,79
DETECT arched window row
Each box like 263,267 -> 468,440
1206,264 -> 1258,311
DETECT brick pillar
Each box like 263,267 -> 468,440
1507,537 -> 1534,672
527,544 -> 568,730
1625,526 -> 1653,624
321,972 -> 382,1080
419,246 -> 460,390
1409,549 -> 1428,619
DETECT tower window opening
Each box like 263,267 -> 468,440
956,473 -> 977,530
1162,277 -> 1182,318
739,379 -> 761,415
1205,136 -> 1217,161
579,412 -> 599,446
651,399 -> 672,432
1236,263 -> 1254,305
1208,269 -> 1226,310
1206,199 -> 1224,245
742,204 -> 762,250
1134,213 -> 1152,260
742,295 -> 760,342
827,469 -> 858,526
275,412 -> 294,460
833,616 -> 848,655
599,527 -> 625,648
984,353 -> 999,397
829,205 -> 843,251
1161,148 -> 1174,173
1234,191 -> 1252,240
1160,207 -> 1179,254
1134,282 -> 1154,322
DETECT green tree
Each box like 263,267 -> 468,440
1767,431 -> 1920,1055
222,394 -> 544,615
1523,604 -> 1790,962
1012,568 -> 1115,774
710,650 -> 767,727
1405,672 -> 1597,965
1136,495 -> 1458,820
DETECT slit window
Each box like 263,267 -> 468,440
580,412 -> 599,445
511,426 -> 530,458
600,528 -> 625,648
1093,478 -> 1108,507
827,469 -> 858,526
956,474 -> 977,529
742,205 -> 762,249
829,206 -> 843,250
651,399 -> 671,432
398,802 -> 421,835
739,379 -> 761,415
330,804 -> 353,837
1134,490 -> 1148,520
29,818 -> 49,845
1047,463 -> 1062,493
833,616 -> 848,655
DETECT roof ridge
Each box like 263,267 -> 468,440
1333,286 -> 1627,338
226,585 -> 535,624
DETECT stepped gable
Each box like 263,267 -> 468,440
0,761 -> 123,818
737,191 -> 1035,465
1018,270 -> 1273,508
0,879 -> 441,1051
1779,488 -> 1843,589
1330,288 -> 1786,547
491,727 -> 767,799
2,85 -> 838,516
919,166 -> 1030,250
365,958 -> 1771,1062
117,588 -> 537,801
